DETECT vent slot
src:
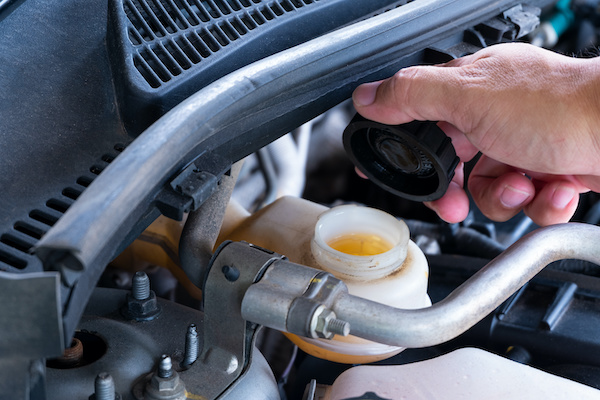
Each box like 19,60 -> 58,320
125,1 -> 156,41
213,0 -> 233,14
223,0 -> 242,11
208,25 -> 229,46
230,16 -> 248,35
201,0 -> 222,18
165,40 -> 193,69
90,165 -> 105,175
131,0 -> 168,37
146,0 -> 181,33
114,143 -> 127,152
269,2 -> 284,16
154,45 -> 183,76
139,49 -> 173,83
171,0 -> 202,25
176,36 -> 202,63
219,20 -> 239,41
134,55 -> 162,88
62,187 -> 82,200
1,234 -> 34,254
14,222 -> 46,240
46,199 -> 71,214
29,210 -> 59,227
279,0 -> 294,12
0,248 -> 27,269
239,12 -> 257,30
249,8 -> 265,25
199,28 -> 222,52
77,176 -> 94,188
187,32 -> 212,57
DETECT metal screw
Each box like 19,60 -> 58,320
325,318 -> 350,337
93,372 -> 116,400
158,355 -> 173,378
183,324 -> 199,367
132,271 -> 150,300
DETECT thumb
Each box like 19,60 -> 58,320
352,65 -> 468,127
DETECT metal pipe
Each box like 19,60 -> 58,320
331,223 -> 600,348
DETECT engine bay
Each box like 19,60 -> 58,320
3,0 -> 600,399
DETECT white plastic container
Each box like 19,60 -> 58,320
220,196 -> 431,363
323,348 -> 600,399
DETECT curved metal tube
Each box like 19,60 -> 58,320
333,223 -> 600,348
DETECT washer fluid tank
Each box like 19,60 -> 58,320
219,196 -> 431,363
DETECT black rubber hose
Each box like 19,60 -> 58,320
405,220 -> 506,259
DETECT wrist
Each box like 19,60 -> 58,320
573,56 -> 600,176
566,57 -> 600,176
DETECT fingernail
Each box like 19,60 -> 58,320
500,185 -> 531,209
352,81 -> 381,107
552,186 -> 575,209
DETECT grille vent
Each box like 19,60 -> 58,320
0,144 -> 127,271
124,0 -> 317,88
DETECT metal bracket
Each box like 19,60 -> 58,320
503,4 -> 541,38
156,153 -> 232,221
0,271 -> 63,399
183,241 -> 284,399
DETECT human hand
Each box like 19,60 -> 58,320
352,43 -> 600,226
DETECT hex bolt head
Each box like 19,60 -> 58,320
311,306 -> 351,339
145,355 -> 187,400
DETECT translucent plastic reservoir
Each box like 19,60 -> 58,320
220,196 -> 431,363
323,348 -> 600,400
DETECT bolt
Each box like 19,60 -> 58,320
183,324 -> 199,367
132,271 -> 150,300
90,372 -> 119,400
158,355 -> 173,378
325,318 -> 351,337
222,265 -> 240,282
145,355 -> 186,399
121,271 -> 161,321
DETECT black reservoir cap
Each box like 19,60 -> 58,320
343,114 -> 459,202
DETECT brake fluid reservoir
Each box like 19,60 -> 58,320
220,196 -> 431,363
288,204 -> 430,363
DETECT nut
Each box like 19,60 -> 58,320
121,292 -> 161,321
310,305 -> 350,339
145,372 -> 186,400
150,373 -> 180,391
315,309 -> 337,339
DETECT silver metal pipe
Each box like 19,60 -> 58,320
332,223 -> 600,348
